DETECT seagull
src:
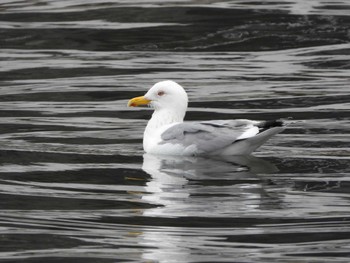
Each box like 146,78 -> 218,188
128,80 -> 285,156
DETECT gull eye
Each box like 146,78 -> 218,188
157,91 -> 165,96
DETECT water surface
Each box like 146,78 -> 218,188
0,0 -> 350,262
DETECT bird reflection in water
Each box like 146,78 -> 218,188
140,153 -> 280,218
136,154 -> 282,263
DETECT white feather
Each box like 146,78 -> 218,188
130,80 -> 284,156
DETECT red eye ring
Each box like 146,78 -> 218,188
157,91 -> 165,96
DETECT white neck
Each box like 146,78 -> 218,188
143,108 -> 185,152
146,108 -> 185,132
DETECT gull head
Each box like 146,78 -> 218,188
128,80 -> 188,112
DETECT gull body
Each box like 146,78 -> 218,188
128,80 -> 284,156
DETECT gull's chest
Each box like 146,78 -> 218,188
143,123 -> 194,155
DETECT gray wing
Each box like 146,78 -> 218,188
160,120 -> 258,154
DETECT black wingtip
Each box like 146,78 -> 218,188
258,119 -> 284,132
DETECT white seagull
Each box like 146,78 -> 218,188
128,80 -> 285,156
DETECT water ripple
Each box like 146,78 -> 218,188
0,1 -> 350,262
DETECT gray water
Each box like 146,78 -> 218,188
0,1 -> 350,262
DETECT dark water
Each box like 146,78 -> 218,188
1,1 -> 350,262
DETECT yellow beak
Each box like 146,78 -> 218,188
127,96 -> 151,107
